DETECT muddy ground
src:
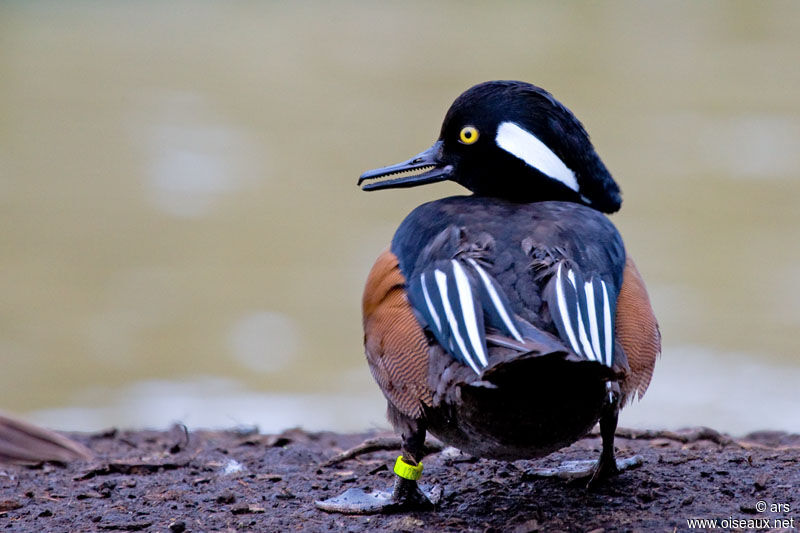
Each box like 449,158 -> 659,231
0,426 -> 798,532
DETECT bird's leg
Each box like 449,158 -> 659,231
315,416 -> 440,514
388,420 -> 436,510
587,381 -> 627,486
524,381 -> 643,485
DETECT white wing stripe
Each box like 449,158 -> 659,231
601,280 -> 613,367
574,300 -> 597,362
434,269 -> 480,374
555,264 -> 582,356
554,265 -> 615,367
566,268 -> 577,288
584,280 -> 603,362
420,272 -> 442,334
451,260 -> 488,367
467,258 -> 523,342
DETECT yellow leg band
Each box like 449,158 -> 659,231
393,455 -> 423,481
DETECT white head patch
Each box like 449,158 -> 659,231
495,121 -> 579,192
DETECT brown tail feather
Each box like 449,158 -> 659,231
0,412 -> 93,464
616,257 -> 661,404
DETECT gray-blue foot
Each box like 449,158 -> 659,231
525,455 -> 643,485
315,479 -> 441,514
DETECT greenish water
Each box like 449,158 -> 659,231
1,1 -> 798,435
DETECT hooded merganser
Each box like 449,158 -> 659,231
318,81 -> 660,514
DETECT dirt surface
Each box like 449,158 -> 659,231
0,426 -> 798,532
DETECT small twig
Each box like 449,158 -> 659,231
584,426 -> 734,446
169,424 -> 190,454
321,437 -> 444,467
75,461 -> 188,480
321,437 -> 401,467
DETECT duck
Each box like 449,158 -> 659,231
317,80 -> 660,514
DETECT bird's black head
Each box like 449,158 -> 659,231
358,80 -> 622,213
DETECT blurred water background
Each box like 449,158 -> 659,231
1,1 -> 798,436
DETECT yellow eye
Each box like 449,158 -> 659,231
459,125 -> 479,145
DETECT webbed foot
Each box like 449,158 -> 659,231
316,408 -> 440,513
315,478 -> 441,514
525,454 -> 643,485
